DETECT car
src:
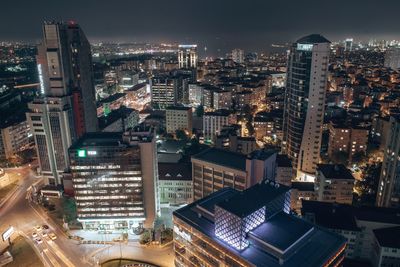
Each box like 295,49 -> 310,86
35,225 -> 42,232
41,232 -> 48,237
42,225 -> 49,230
48,233 -> 57,240
35,238 -> 43,244
32,232 -> 38,238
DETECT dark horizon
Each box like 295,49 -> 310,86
1,0 -> 400,54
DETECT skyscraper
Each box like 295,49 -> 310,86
178,44 -> 198,69
345,38 -> 353,51
231,48 -> 244,63
377,115 -> 400,208
26,21 -> 98,185
282,34 -> 330,181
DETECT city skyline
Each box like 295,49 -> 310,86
1,0 -> 400,55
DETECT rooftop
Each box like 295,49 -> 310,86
166,105 -> 192,111
70,132 -> 123,149
302,200 -> 400,231
247,149 -> 276,161
296,34 -> 331,44
373,226 -> 400,249
291,182 -> 315,192
217,180 -> 289,218
317,164 -> 355,180
174,186 -> 346,267
191,147 -> 247,171
276,154 -> 292,168
158,162 -> 191,181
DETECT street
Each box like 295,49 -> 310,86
0,165 -> 173,267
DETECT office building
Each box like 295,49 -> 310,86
302,200 -> 400,262
315,164 -> 355,205
178,44 -> 198,69
165,106 -> 193,135
173,182 -> 346,267
151,76 -> 189,108
191,148 -> 277,200
282,34 -> 330,181
69,129 -> 159,229
384,47 -> 400,70
26,21 -> 98,185
377,116 -> 400,208
158,162 -> 192,205
203,109 -> 237,143
232,48 -> 244,63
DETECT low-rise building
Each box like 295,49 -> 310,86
158,162 -> 192,205
165,106 -> 193,135
372,227 -> 400,267
315,164 -> 355,205
203,109 -> 236,143
191,148 -> 277,200
0,113 -> 32,160
302,200 -> 400,263
328,123 -> 369,161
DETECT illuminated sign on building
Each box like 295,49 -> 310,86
37,64 -> 45,95
88,150 -> 97,156
2,226 -> 14,241
77,149 -> 86,158
297,43 -> 313,51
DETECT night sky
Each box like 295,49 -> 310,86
1,0 -> 400,54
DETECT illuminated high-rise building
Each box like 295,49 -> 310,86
282,34 -> 330,181
377,116 -> 400,208
345,38 -> 353,51
26,21 -> 98,185
231,48 -> 244,63
69,128 -> 159,229
178,44 -> 198,69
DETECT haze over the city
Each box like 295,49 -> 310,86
1,0 -> 400,55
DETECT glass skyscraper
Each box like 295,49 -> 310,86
282,34 -> 330,181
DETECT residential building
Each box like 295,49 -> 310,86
0,114 -> 31,159
26,21 -> 98,185
302,200 -> 400,262
99,106 -> 139,132
173,182 -> 346,267
165,106 -> 193,135
384,47 -> 400,70
372,227 -> 400,267
275,154 -> 293,186
158,162 -> 192,205
315,164 -> 355,205
69,129 -> 159,229
283,34 -> 330,182
203,109 -> 236,143
377,115 -> 400,208
191,148 -> 277,200
328,123 -> 369,160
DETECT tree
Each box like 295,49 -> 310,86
175,129 -> 188,140
195,105 -> 204,117
139,230 -> 152,244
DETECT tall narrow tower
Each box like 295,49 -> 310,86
27,21 -> 98,185
282,34 -> 330,182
